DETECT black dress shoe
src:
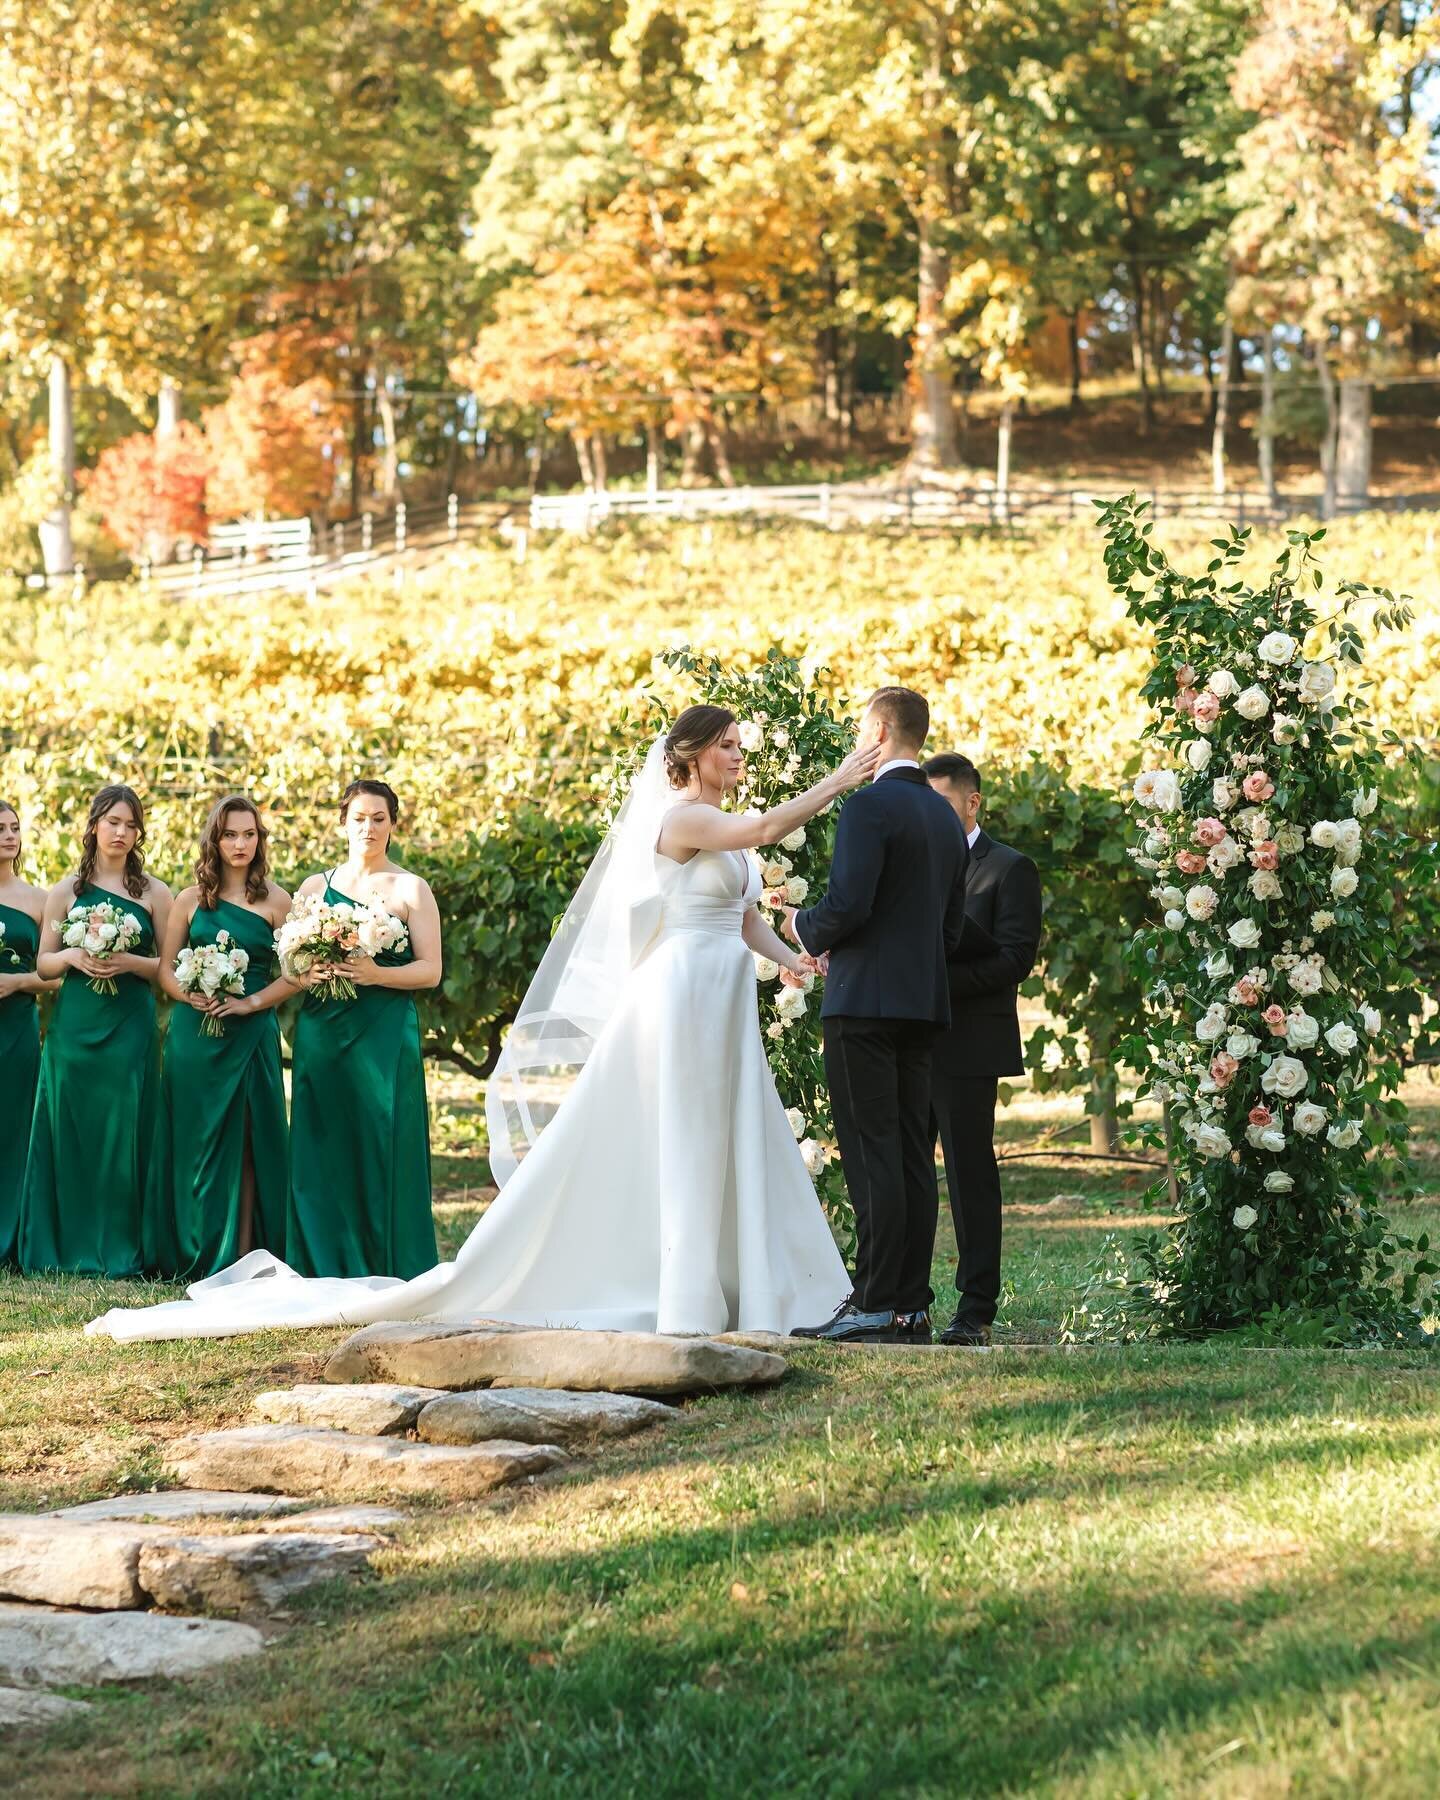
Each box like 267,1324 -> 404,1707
893,1310 -> 933,1345
938,1312 -> 993,1348
792,1300 -> 898,1343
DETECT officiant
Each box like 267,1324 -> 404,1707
922,754 -> 1043,1348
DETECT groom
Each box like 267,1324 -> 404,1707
783,686 -> 969,1345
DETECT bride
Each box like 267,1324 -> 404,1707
88,707 -> 878,1342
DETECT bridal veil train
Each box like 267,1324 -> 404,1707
87,739 -> 850,1343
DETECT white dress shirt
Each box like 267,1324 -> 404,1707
967,824 -> 981,849
873,756 -> 920,782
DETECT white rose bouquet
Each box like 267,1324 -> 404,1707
58,898 -> 143,996
173,931 -> 250,1038
275,894 -> 409,1002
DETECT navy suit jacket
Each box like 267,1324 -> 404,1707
795,766 -> 968,1023
933,830 -> 1043,1079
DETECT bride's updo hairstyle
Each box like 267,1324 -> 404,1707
664,704 -> 738,790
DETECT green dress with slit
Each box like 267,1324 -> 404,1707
144,899 -> 289,1280
0,903 -> 42,1266
284,879 -> 436,1278
19,886 -> 159,1277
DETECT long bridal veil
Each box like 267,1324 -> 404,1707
85,738 -> 679,1342
485,736 -> 673,1183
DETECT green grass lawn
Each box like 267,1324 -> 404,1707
3,1084 -> 1439,1797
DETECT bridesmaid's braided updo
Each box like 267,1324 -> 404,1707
663,705 -> 738,790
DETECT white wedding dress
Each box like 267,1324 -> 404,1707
87,833 -> 850,1343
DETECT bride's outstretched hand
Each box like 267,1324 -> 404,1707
832,742 -> 883,790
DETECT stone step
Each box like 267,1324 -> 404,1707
0,1684 -> 93,1729
0,1517 -> 149,1611
416,1386 -> 672,1448
0,1604 -> 262,1687
46,1491 -> 313,1526
246,1505 -> 406,1536
138,1531 -> 381,1614
252,1383 -> 445,1437
325,1322 -> 786,1398
167,1426 -> 566,1501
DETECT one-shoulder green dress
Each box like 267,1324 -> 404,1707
19,887 -> 159,1277
284,881 -> 437,1279
145,899 -> 289,1280
0,902 -> 42,1266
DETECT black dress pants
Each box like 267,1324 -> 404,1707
823,1016 -> 938,1314
931,1073 -> 1002,1327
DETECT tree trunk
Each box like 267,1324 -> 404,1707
645,420 -> 662,494
1335,378 -> 1372,511
908,19 -> 960,471
572,430 -> 596,492
995,398 -> 1013,520
1066,310 -> 1083,412
1088,1026 -> 1121,1156
156,379 -> 182,435
590,433 -> 607,493
38,353 -> 75,577
1211,316 -> 1234,498
1129,267 -> 1154,434
1258,328 -> 1278,504
350,388 -> 369,517
375,379 -> 400,499
680,418 -> 705,486
707,418 -> 734,487
1315,348 -> 1339,521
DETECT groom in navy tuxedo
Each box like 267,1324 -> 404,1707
783,686 -> 968,1345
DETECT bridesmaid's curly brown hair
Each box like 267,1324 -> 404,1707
75,785 -> 148,898
196,795 -> 271,910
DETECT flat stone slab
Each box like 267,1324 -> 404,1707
0,1684 -> 92,1728
417,1387 -> 672,1447
47,1491 -> 312,1526
715,1331 -> 805,1353
0,1604 -> 263,1686
138,1531 -> 380,1614
252,1383 -> 445,1436
325,1323 -> 786,1397
249,1505 -> 407,1536
167,1426 -> 566,1500
0,1517 -> 145,1611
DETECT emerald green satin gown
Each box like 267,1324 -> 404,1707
0,903 -> 42,1266
144,899 -> 289,1280
19,887 -> 159,1277
285,880 -> 437,1279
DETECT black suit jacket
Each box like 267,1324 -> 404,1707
933,829 -> 1042,1079
795,767 -> 968,1023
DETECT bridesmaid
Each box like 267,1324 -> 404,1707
0,802 -> 61,1265
286,779 -> 442,1279
20,785 -> 171,1276
146,795 -> 294,1280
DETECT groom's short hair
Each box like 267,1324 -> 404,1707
923,752 -> 981,793
866,685 -> 929,751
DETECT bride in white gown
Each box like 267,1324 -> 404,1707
87,707 -> 878,1343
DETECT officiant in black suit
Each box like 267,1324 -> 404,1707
782,687 -> 968,1347
922,753 -> 1043,1347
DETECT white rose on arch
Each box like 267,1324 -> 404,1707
781,827 -> 807,852
1274,823 -> 1305,857
1196,1004 -> 1230,1044
760,858 -> 789,886
1258,1127 -> 1287,1153
1263,1172 -> 1294,1194
1296,661 -> 1336,704
1261,1054 -> 1309,1099
1271,713 -> 1303,745
1232,1204 -> 1259,1229
1134,770 -> 1181,812
1191,1123 -> 1232,1158
1327,1119 -> 1362,1149
1330,866 -> 1359,899
1207,669 -> 1240,698
1309,820 -> 1339,849
1234,685 -> 1271,721
1351,788 -> 1378,817
1249,871 -> 1282,901
1324,1021 -> 1360,1055
737,721 -> 763,752
1293,1101 -> 1327,1136
1186,739 -> 1213,772
1212,778 -> 1240,811
1227,918 -> 1262,950
1332,819 -> 1362,864
785,1107 -> 805,1140
1225,1030 -> 1261,1060
1361,1004 -> 1382,1035
1204,949 -> 1232,980
1285,1010 -> 1320,1049
1164,908 -> 1186,931
1287,962 -> 1324,997
799,1138 -> 826,1176
1257,631 -> 1299,666
784,876 -> 810,905
753,955 -> 780,982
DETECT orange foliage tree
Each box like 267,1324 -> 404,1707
202,336 -> 345,520
80,421 -> 211,560
452,179 -> 815,487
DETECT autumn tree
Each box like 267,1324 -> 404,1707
80,423 -> 211,559
202,338 -> 345,521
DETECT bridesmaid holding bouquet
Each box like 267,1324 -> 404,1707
146,795 -> 294,1279
0,802 -> 60,1265
283,779 -> 442,1279
20,785 -> 170,1276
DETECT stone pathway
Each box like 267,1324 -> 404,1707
2,1321 -> 792,1733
